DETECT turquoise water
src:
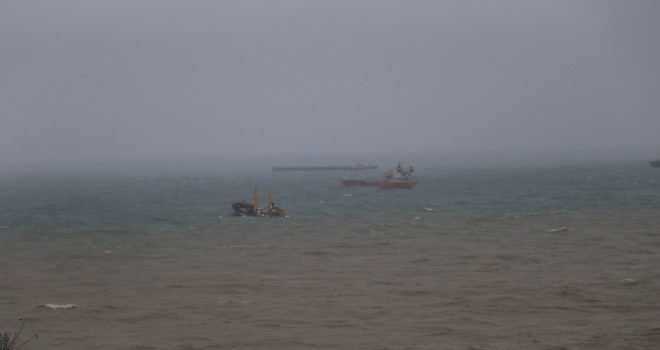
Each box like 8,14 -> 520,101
1,158 -> 658,231
2,156 -> 660,349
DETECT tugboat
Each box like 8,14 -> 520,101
340,162 -> 417,189
232,188 -> 286,218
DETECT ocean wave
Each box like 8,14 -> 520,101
38,303 -> 79,310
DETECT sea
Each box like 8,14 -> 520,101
1,154 -> 659,349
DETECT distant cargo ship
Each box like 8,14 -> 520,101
341,162 -> 417,189
272,161 -> 377,172
650,160 -> 660,168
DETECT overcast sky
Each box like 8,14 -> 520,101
2,1 -> 659,164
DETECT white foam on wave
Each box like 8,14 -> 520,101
423,208 -> 438,211
548,226 -> 570,233
621,278 -> 638,286
42,303 -> 78,310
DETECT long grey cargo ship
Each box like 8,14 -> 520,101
272,161 -> 378,172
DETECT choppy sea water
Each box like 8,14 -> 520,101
1,158 -> 660,349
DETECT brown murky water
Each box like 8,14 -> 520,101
3,211 -> 660,349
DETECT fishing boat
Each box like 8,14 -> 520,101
650,160 -> 660,168
340,162 -> 417,189
232,188 -> 286,218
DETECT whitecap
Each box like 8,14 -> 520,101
621,278 -> 638,286
422,208 -> 438,211
42,303 -> 78,310
548,226 -> 570,233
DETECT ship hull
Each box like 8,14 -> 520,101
233,208 -> 256,216
272,163 -> 377,172
232,203 -> 256,217
341,162 -> 416,189
232,202 -> 285,218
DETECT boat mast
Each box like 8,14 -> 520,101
268,190 -> 272,208
253,187 -> 258,209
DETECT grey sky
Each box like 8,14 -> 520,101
2,1 -> 659,163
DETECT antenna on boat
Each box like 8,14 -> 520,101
268,190 -> 272,207
253,187 -> 258,209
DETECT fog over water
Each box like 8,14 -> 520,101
2,1 -> 660,165
3,4 -> 660,348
